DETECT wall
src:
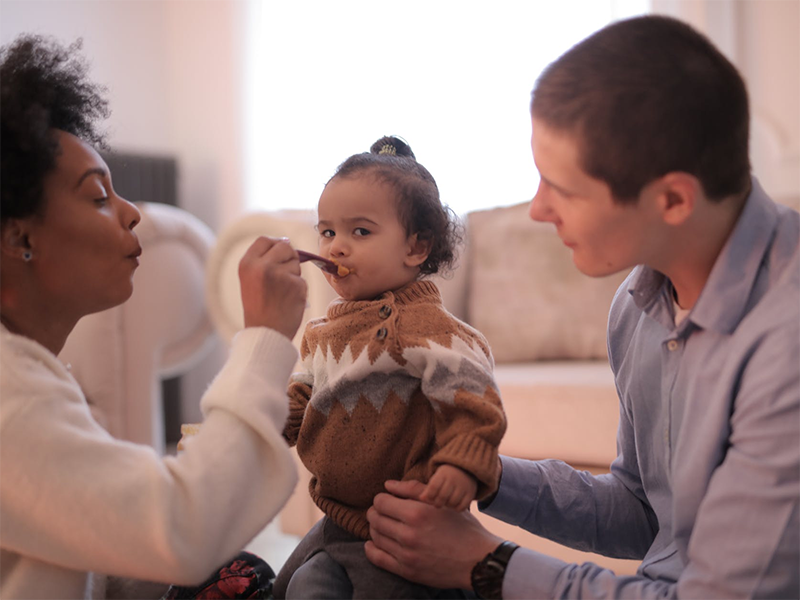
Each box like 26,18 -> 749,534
0,0 -> 245,426
3,0 -> 797,223
654,0 -> 800,203
0,0 -> 247,231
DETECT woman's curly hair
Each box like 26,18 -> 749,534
1,35 -> 110,220
332,135 -> 464,277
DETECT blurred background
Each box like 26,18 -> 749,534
3,0 -> 797,229
2,0 -> 797,439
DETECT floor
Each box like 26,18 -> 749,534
245,517 -> 301,573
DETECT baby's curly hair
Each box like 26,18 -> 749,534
1,35 -> 110,220
332,136 -> 464,277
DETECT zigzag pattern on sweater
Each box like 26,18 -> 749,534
295,334 -> 498,416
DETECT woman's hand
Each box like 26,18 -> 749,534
365,479 -> 502,590
420,464 -> 478,511
238,236 -> 307,340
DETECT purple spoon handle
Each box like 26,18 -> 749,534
297,250 -> 340,275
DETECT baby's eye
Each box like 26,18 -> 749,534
354,227 -> 370,237
94,197 -> 109,206
320,229 -> 335,238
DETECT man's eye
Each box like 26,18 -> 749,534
354,227 -> 370,236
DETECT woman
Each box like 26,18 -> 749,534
0,35 -> 307,598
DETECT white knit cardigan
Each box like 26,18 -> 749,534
0,325 -> 298,599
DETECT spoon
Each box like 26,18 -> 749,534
297,250 -> 351,277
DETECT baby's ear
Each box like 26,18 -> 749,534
405,232 -> 432,268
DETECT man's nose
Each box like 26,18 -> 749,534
529,182 -> 559,224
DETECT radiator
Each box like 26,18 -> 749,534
101,151 -> 178,207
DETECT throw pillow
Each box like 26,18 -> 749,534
466,202 -> 629,363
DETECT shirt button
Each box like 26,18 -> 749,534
379,305 -> 392,319
376,328 -> 388,340
667,340 -> 679,351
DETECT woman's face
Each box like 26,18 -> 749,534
25,130 -> 142,317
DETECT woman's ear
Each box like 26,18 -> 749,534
0,219 -> 32,261
405,233 -> 432,268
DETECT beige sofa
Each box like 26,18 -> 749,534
206,201 -> 640,574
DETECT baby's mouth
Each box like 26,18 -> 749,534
330,258 -> 353,277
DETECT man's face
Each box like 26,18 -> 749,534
528,118 -> 660,277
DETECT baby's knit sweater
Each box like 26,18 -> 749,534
284,280 -> 506,539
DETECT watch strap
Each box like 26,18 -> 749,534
490,540 -> 519,564
471,540 -> 520,599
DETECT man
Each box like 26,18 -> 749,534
365,14 -> 799,599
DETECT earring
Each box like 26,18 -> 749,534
22,251 -> 32,262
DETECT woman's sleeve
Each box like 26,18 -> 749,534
0,327 -> 299,586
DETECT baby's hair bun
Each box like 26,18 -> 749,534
370,136 -> 415,160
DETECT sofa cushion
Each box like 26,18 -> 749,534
494,362 -> 619,467
466,202 -> 629,363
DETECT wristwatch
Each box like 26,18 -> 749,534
470,540 -> 519,599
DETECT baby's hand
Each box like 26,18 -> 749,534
420,465 -> 478,511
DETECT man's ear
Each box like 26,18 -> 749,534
0,219 -> 32,260
652,172 -> 701,226
405,233 -> 432,268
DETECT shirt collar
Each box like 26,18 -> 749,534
691,177 -> 778,333
627,177 -> 779,334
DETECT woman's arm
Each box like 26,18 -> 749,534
0,237 -> 307,586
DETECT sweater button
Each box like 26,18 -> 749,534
376,327 -> 388,340
379,305 -> 392,319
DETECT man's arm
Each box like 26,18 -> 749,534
365,478 -> 678,598
365,479 -> 677,598
481,455 -> 656,560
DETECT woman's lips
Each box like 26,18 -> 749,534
127,246 -> 142,265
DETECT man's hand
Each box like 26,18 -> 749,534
238,237 -> 307,340
365,479 -> 502,590
420,464 -> 478,511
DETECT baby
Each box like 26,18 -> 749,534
273,136 -> 506,599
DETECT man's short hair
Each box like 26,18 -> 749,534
531,15 -> 750,203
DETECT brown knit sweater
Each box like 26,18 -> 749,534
283,280 -> 506,539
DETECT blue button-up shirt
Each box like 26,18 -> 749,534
482,178 -> 800,598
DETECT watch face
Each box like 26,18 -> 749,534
485,559 -> 505,576
472,558 -> 506,599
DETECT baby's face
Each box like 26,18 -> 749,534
316,175 -> 422,301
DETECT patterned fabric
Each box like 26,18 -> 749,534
162,552 -> 275,599
284,280 -> 506,539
